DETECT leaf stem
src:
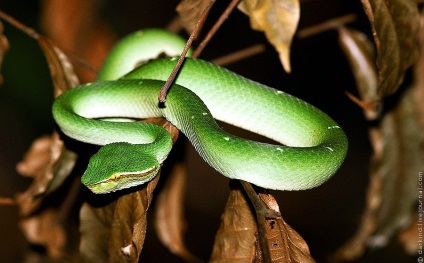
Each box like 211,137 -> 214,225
241,181 -> 276,263
297,13 -> 357,39
0,10 -> 98,75
0,197 -> 16,205
211,44 -> 266,66
0,9 -> 40,39
344,90 -> 380,110
192,0 -> 241,58
158,1 -> 215,103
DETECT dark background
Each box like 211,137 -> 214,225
0,0 -> 417,262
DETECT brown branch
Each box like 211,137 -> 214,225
0,9 -> 98,75
192,0 -> 241,58
0,9 -> 40,39
344,90 -> 381,112
297,13 -> 357,39
158,0 -> 244,102
211,44 -> 266,66
0,197 -> 16,206
241,181 -> 280,263
57,175 -> 81,223
158,1 -> 216,103
166,16 -> 184,34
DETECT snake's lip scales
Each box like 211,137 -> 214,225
84,166 -> 159,194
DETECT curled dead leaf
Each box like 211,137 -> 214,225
333,9 -> 424,261
37,37 -> 79,97
40,0 -> 117,82
338,27 -> 381,120
176,0 -> 216,34
80,175 -> 160,263
258,193 -> 316,263
16,135 -> 53,178
333,68 -> 424,262
12,17 -> 80,214
19,208 -> 66,258
238,0 -> 300,72
258,192 -> 280,214
154,162 -> 201,263
0,21 -> 9,85
211,185 -> 316,262
361,0 -> 420,96
80,118 -> 179,263
15,133 -> 78,216
262,217 -> 316,263
209,186 -> 257,262
398,217 -> 420,255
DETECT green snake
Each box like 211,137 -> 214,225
52,29 -> 348,194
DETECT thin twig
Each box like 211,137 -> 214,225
0,9 -> 98,75
211,44 -> 266,66
57,175 -> 81,224
0,197 -> 16,205
192,0 -> 241,58
241,181 -> 277,263
166,16 -> 184,34
0,9 -> 40,39
158,1 -> 215,103
344,90 -> 380,112
297,13 -> 357,39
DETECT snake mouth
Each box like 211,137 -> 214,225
85,166 -> 159,194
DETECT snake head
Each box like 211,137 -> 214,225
81,142 -> 160,194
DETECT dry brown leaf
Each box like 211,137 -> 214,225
80,175 -> 160,263
0,10 -> 80,95
397,9 -> 424,255
154,162 -> 201,263
210,186 -> 316,262
19,208 -> 66,258
15,133 -> 78,216
79,118 -> 179,262
398,217 -> 420,255
333,87 -> 423,260
16,135 -> 54,179
79,197 -> 115,263
333,49 -> 424,263
144,117 -> 180,144
238,0 -> 300,72
361,0 -> 420,96
258,193 -> 316,263
15,34 -> 79,215
40,0 -> 117,82
37,37 -> 79,97
209,186 -> 257,262
367,88 -> 423,246
338,27 -> 380,120
0,21 -> 9,85
411,9 -> 424,130
176,0 -> 216,34
261,218 -> 315,263
333,9 -> 424,261
110,185 -> 159,263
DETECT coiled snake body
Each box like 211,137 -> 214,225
52,29 -> 348,194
